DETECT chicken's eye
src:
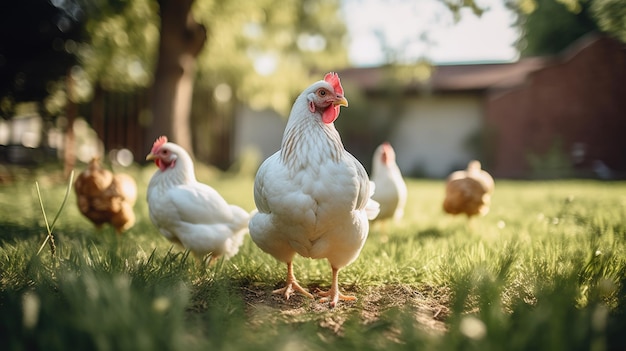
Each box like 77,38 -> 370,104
318,89 -> 326,97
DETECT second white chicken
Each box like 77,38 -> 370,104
371,142 -> 407,223
146,136 -> 249,262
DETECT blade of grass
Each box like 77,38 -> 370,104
50,170 -> 75,233
35,181 -> 54,256
36,170 -> 75,257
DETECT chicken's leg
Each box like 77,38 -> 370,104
317,266 -> 356,307
273,261 -> 313,299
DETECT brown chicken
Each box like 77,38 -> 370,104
74,157 -> 138,233
443,160 -> 494,219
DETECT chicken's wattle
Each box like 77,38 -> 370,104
323,105 -> 341,124
155,158 -> 174,172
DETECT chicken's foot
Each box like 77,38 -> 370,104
273,262 -> 314,299
317,267 -> 356,307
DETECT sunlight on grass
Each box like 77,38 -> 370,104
1,164 -> 625,350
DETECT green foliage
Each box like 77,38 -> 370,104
1,165 -> 625,350
591,0 -> 626,43
508,0 -> 599,56
79,0 -> 159,92
70,0 -> 350,114
191,0 -> 349,115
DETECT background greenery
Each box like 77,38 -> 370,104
3,0 -> 625,165
0,163 -> 625,350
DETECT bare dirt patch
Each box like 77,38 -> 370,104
239,282 -> 451,336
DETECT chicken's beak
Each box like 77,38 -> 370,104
146,153 -> 156,161
334,96 -> 348,107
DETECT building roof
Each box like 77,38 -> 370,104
337,33 -> 623,94
338,57 -> 550,94
433,58 -> 550,91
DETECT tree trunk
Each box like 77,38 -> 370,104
64,69 -> 77,179
147,0 -> 206,156
91,83 -> 105,143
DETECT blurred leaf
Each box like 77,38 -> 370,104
507,0 -> 600,56
591,0 -> 626,43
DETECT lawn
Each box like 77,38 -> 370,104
1,163 -> 625,351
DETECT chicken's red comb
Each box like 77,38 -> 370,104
151,136 -> 168,153
324,72 -> 343,96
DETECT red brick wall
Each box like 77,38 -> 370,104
485,35 -> 626,178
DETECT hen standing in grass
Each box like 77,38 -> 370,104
249,73 -> 379,307
443,160 -> 494,219
74,156 -> 137,233
371,142 -> 407,223
146,136 -> 249,262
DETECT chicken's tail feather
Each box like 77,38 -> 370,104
365,199 -> 380,220
365,181 -> 380,220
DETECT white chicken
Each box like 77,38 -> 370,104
249,72 -> 379,307
370,142 -> 407,223
146,136 -> 249,262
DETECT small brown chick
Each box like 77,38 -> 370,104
443,160 -> 494,219
74,157 -> 137,233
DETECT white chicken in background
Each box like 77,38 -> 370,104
146,136 -> 250,262
443,160 -> 495,219
249,73 -> 379,307
370,142 -> 407,224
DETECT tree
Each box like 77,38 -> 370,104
79,0 -> 158,92
189,0 -> 350,163
0,0 -> 495,167
507,0 -> 626,57
591,0 -> 626,43
148,0 -> 206,155
136,0 -> 493,163
82,0 -> 350,159
189,0 -> 350,113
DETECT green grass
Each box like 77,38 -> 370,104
1,163 -> 625,351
